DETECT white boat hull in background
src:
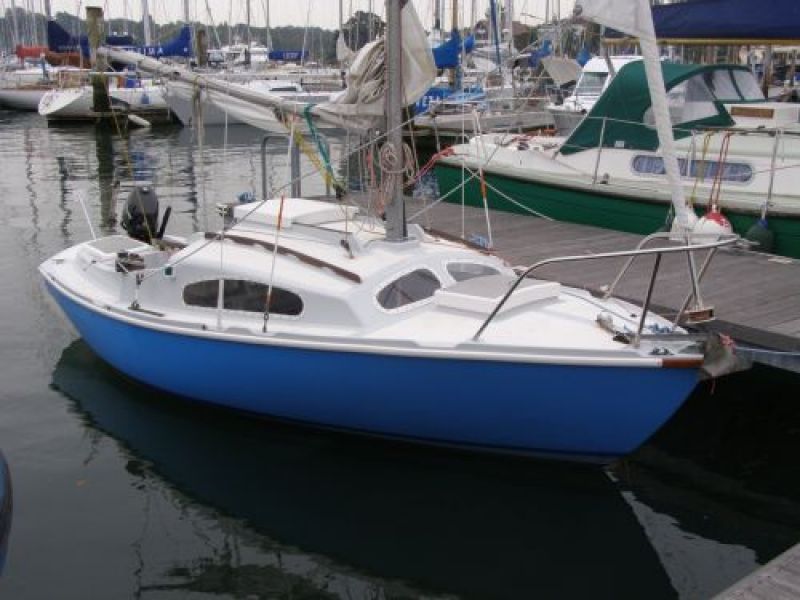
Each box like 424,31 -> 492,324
165,79 -> 333,130
0,88 -> 49,111
38,84 -> 170,121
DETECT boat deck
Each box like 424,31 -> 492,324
713,542 -> 800,599
398,197 -> 800,370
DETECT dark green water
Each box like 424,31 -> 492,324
0,111 -> 797,599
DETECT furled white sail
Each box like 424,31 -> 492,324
314,1 -> 435,131
336,32 -> 355,65
575,0 -> 697,233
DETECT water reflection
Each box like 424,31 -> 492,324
94,125 -> 117,233
22,125 -> 45,256
53,340 -> 674,599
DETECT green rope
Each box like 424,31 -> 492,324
303,104 -> 345,194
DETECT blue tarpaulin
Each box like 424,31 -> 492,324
607,0 -> 800,42
528,40 -> 552,68
432,30 -> 475,69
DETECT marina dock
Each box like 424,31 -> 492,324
714,542 -> 800,599
403,198 -> 800,370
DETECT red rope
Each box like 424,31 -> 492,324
709,132 -> 733,212
407,146 -> 455,186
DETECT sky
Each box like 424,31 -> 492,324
44,0 -> 577,30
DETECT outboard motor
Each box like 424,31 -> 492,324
121,184 -> 160,243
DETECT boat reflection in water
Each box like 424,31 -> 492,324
53,340 -> 675,599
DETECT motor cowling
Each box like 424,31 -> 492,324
121,184 -> 159,243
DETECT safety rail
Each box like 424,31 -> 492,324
472,234 -> 740,345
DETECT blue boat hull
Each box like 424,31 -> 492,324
46,282 -> 699,462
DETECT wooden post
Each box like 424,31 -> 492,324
87,6 -> 111,114
196,28 -> 208,67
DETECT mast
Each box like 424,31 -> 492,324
449,0 -> 459,88
489,0 -> 502,71
383,0 -> 405,242
504,0 -> 513,54
264,0 -> 272,50
183,0 -> 190,23
246,0 -> 252,48
141,0 -> 152,47
10,0 -> 20,49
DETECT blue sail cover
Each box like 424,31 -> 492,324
47,20 -> 134,53
268,50 -> 308,61
432,30 -> 475,69
528,40 -> 552,68
607,0 -> 800,42
124,25 -> 193,58
48,21 -> 192,58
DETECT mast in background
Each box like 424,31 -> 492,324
383,0 -> 406,242
10,0 -> 20,49
141,0 -> 152,46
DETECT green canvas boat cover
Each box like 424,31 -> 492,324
561,62 -> 747,155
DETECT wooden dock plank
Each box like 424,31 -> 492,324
714,543 -> 800,599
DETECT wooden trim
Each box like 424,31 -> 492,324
661,357 -> 704,369
730,106 -> 775,119
205,233 -> 362,284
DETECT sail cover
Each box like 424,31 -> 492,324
48,21 -> 192,58
312,1 -> 435,131
432,30 -> 475,69
48,20 -> 133,53
605,0 -> 800,43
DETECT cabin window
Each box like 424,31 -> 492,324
447,262 -> 500,282
183,279 -> 219,308
183,279 -> 303,315
731,70 -> 765,101
377,269 -> 441,310
574,72 -> 607,96
632,156 -> 753,183
643,76 -> 718,128
703,69 -> 739,101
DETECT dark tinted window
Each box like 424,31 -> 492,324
447,262 -> 500,282
377,269 -> 440,310
184,279 -> 303,316
183,279 -> 219,308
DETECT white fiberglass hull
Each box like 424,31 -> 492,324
164,80 -> 332,130
38,84 -> 170,121
0,88 -> 49,111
